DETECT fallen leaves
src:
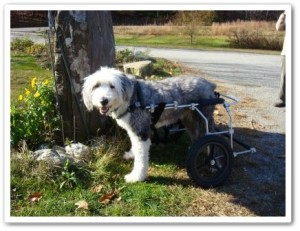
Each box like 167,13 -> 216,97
91,184 -> 104,193
74,186 -> 125,211
98,186 -> 124,204
98,189 -> 118,204
28,192 -> 42,204
75,200 -> 89,210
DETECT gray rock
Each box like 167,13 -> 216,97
34,149 -> 63,165
32,143 -> 91,167
65,143 -> 91,161
123,60 -> 153,78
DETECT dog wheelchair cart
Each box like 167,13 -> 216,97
146,93 -> 256,188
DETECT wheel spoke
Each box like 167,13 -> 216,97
187,136 -> 233,187
209,144 -> 215,157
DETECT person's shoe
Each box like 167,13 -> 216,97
274,102 -> 285,108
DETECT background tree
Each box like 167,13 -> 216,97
54,11 -> 115,142
173,11 -> 216,46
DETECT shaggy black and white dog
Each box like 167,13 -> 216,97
82,67 -> 216,183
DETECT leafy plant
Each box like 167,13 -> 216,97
115,48 -> 138,64
25,43 -> 48,55
10,77 -> 61,148
11,38 -> 34,52
152,58 -> 181,77
59,159 -> 91,190
59,160 -> 80,189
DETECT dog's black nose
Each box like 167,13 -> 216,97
100,98 -> 109,106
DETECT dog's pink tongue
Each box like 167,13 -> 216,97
100,106 -> 109,114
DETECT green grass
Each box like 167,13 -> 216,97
115,35 -> 230,50
10,53 -> 52,102
10,135 -> 198,217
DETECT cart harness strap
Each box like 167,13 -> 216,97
116,81 -> 166,125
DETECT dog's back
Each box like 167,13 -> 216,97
138,76 -> 216,106
132,76 -> 216,136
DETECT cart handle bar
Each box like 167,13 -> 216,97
219,93 -> 240,107
145,94 -> 239,112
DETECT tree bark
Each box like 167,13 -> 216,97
54,11 -> 115,142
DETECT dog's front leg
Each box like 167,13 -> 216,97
124,135 -> 151,183
116,111 -> 152,183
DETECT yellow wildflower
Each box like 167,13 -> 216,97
31,77 -> 37,89
42,79 -> 49,86
18,95 -> 23,101
25,88 -> 31,95
34,92 -> 40,98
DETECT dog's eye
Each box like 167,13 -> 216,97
93,83 -> 101,90
110,84 -> 115,89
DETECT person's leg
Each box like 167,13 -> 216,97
275,56 -> 286,107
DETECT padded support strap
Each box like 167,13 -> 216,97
151,102 -> 166,125
197,98 -> 224,107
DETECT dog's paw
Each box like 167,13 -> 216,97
124,172 -> 146,183
123,150 -> 134,160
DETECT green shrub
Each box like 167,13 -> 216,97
25,43 -> 48,56
115,49 -> 138,64
115,49 -> 181,78
58,159 -> 91,190
10,77 -> 61,148
11,38 -> 34,52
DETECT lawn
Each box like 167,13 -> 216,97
11,133 -> 259,217
115,34 -> 230,50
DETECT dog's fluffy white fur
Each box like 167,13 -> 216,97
82,67 -> 216,183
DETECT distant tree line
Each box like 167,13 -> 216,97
11,11 -> 48,27
214,10 -> 282,22
10,10 -> 283,28
111,11 -> 177,25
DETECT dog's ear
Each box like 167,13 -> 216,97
81,76 -> 94,111
120,74 -> 133,102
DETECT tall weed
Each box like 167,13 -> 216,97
212,20 -> 283,50
227,29 -> 283,50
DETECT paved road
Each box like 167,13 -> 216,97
118,46 -> 281,89
10,27 -> 48,44
11,28 -> 281,89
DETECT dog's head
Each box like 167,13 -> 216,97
82,67 -> 134,116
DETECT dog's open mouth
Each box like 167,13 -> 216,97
99,106 -> 110,115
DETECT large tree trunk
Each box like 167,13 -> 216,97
54,11 -> 115,142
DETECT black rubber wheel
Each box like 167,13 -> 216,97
186,135 -> 234,188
